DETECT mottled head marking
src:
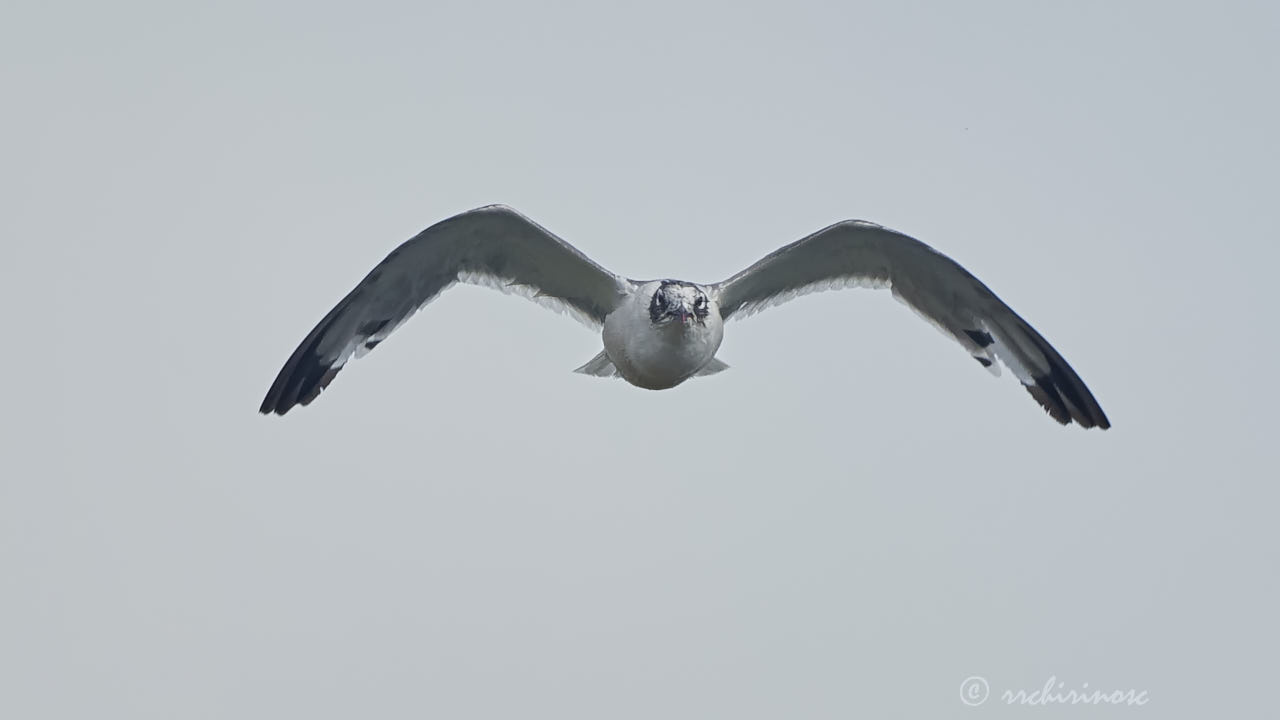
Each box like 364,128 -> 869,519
649,280 -> 710,325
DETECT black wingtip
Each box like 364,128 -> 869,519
987,310 -> 1111,430
259,295 -> 358,416
259,354 -> 343,415
1023,360 -> 1111,430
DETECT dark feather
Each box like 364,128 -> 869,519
964,329 -> 995,348
259,292 -> 358,415
1019,329 -> 1111,429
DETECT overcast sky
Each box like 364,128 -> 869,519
3,0 -> 1277,718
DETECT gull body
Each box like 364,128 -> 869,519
260,205 -> 1110,429
600,280 -> 725,390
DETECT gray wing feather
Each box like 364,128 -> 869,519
261,205 -> 631,414
711,220 -> 1110,428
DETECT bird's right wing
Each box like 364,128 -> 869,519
260,205 -> 632,415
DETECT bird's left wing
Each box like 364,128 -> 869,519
711,219 -> 1110,428
260,205 -> 632,415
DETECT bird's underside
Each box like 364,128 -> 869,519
260,204 -> 1110,429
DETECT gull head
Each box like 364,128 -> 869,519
649,280 -> 711,327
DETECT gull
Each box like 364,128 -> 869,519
259,205 -> 1110,428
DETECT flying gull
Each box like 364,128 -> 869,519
260,205 -> 1109,428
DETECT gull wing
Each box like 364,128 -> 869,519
260,205 -> 632,414
711,220 -> 1110,428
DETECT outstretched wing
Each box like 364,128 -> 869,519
260,205 -> 632,415
711,220 -> 1110,428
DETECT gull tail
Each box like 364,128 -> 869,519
695,358 -> 730,376
574,350 -> 620,378
573,352 -> 730,381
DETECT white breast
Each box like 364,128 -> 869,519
602,284 -> 724,390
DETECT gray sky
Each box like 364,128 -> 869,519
3,0 -> 1277,717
